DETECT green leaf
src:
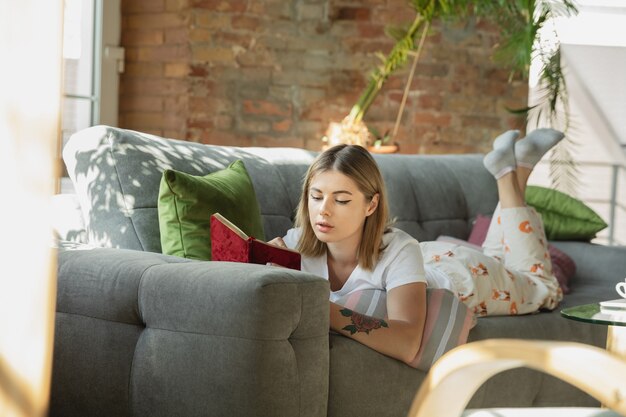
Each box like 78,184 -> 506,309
505,104 -> 538,115
385,25 -> 409,41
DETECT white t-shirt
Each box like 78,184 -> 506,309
283,227 -> 452,302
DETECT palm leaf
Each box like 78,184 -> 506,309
549,139 -> 581,196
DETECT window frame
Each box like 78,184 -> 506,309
60,0 -> 122,192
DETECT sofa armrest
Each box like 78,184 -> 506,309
550,241 -> 626,287
138,258 -> 328,340
54,248 -> 330,417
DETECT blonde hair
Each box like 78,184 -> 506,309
295,144 -> 390,270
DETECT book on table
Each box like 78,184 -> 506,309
210,212 -> 301,270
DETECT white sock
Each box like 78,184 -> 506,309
483,130 -> 518,179
493,129 -> 520,150
516,128 -> 565,169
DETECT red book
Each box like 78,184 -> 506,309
210,213 -> 301,270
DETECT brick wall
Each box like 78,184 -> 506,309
120,0 -> 527,154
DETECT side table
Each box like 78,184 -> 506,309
561,302 -> 626,358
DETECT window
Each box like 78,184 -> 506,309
61,0 -> 122,192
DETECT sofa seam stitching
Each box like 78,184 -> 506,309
56,310 -> 144,327
127,327 -> 144,416
56,310 -> 328,341
402,158 -> 422,224
297,288 -> 303,415
445,156 -> 472,225
106,130 -> 145,251
137,326 -> 328,341
260,159 -> 295,237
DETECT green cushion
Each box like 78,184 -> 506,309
525,185 -> 607,241
158,160 -> 265,260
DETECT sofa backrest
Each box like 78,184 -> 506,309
63,125 -> 499,253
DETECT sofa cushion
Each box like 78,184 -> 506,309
525,185 -> 608,240
63,126 -> 315,252
158,160 -> 264,261
467,214 -> 491,247
333,288 -> 474,371
63,126 -> 500,252
379,154 -> 498,241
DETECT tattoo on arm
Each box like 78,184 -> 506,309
339,308 -> 388,335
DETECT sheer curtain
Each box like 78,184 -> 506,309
0,1 -> 62,416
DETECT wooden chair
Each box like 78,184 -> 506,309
407,339 -> 626,417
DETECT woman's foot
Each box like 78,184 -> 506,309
492,129 -> 520,150
515,128 -> 565,169
483,130 -> 518,179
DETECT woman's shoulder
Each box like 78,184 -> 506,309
380,227 -> 421,258
377,227 -> 426,290
382,227 -> 419,247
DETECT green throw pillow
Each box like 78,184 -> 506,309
525,185 -> 607,240
158,160 -> 265,260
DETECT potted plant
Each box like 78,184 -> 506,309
324,0 -> 578,161
322,10 -> 430,150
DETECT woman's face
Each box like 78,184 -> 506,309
307,169 -> 378,247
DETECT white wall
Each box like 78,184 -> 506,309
527,1 -> 626,246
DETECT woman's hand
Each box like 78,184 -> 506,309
266,237 -> 287,267
267,237 -> 287,248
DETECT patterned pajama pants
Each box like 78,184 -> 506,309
421,205 -> 563,316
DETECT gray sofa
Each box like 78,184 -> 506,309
52,125 -> 626,417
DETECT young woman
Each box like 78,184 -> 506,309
269,128 -> 564,365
